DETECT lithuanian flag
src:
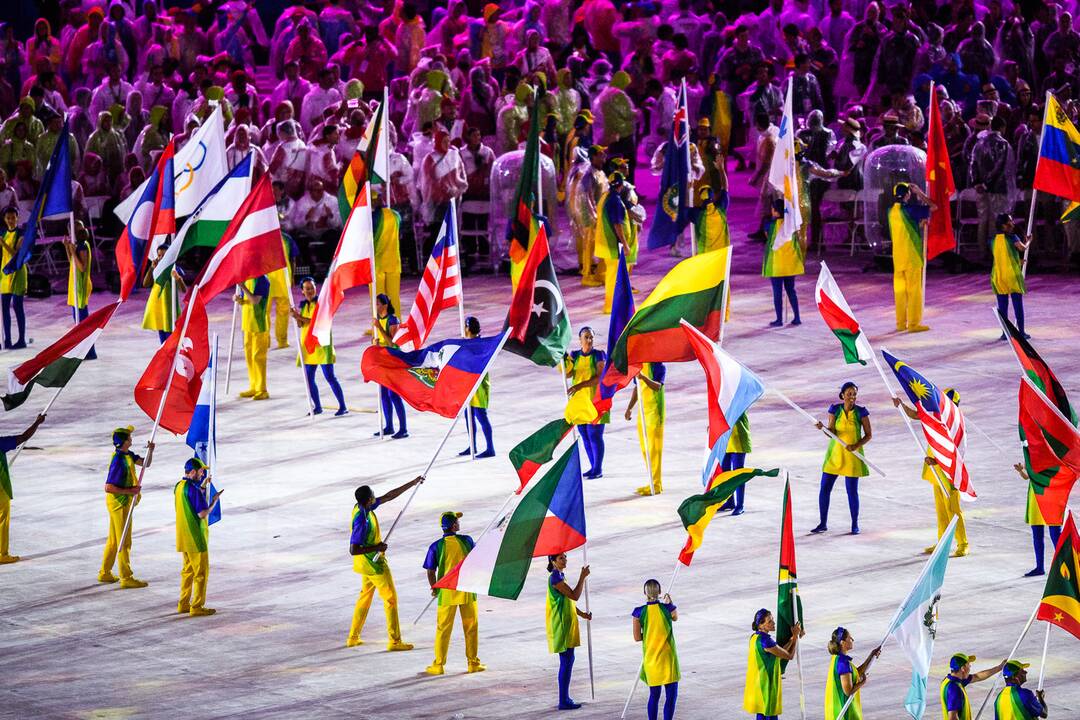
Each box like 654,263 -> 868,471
678,467 -> 778,565
610,246 -> 730,379
1037,511 -> 1080,640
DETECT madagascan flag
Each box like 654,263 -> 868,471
678,468 -> 779,565
1037,511 -> 1080,639
775,478 -> 803,673
815,261 -> 872,365
509,418 -> 573,493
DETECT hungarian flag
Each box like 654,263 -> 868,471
434,446 -> 586,600
506,90 -> 541,279
503,217 -> 570,367
1018,378 -> 1080,477
815,261 -> 872,365
509,419 -> 573,494
2,301 -> 119,411
776,478 -> 803,673
678,467 -> 778,565
190,174 -> 287,302
610,247 -> 730,381
134,293 -> 210,435
338,101 -> 388,222
361,331 -> 508,418
925,84 -> 956,260
1038,512 -> 1080,639
306,183 -> 375,352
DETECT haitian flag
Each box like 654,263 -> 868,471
647,81 -> 691,249
361,331 -> 509,418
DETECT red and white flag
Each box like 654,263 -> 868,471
393,203 -> 462,351
305,183 -> 375,353
192,174 -> 287,302
916,394 -> 972,498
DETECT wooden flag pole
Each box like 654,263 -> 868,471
769,387 -> 886,477
224,285 -> 239,395
620,560 -> 683,719
1022,92 -> 1050,278
972,602 -> 1041,720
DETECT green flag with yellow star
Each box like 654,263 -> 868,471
1037,511 -> 1080,640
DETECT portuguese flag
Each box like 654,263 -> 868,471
610,246 -> 731,380
434,446 -> 586,600
503,217 -> 570,367
3,301 -> 119,411
509,418 -> 573,494
815,261 -> 872,365
1037,511 -> 1080,639
678,467 -> 778,565
776,477 -> 803,672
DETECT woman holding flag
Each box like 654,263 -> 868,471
142,243 -> 186,344
762,198 -> 805,328
0,205 -> 27,349
459,316 -> 494,458
720,414 -> 751,514
546,552 -> 592,711
625,362 -> 665,495
593,173 -> 638,314
812,382 -> 873,535
292,277 -> 347,416
990,213 -> 1030,340
372,293 -> 408,438
565,327 -> 607,478
631,578 -> 679,720
742,608 -> 801,719
824,626 -> 880,719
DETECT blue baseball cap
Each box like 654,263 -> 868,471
441,511 -> 462,530
950,653 -> 975,671
1002,660 -> 1029,678
185,457 -> 207,473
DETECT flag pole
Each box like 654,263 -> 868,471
8,386 -> 63,467
787,470 -> 807,720
207,333 -> 218,505
768,387 -> 886,477
224,285 -> 239,395
718,247 -> 733,346
1036,622 -> 1050,691
1022,92 -> 1049,278
116,284 -> 202,555
283,255 -> 317,415
635,378 -> 658,496
68,211 -> 78,326
620,560 -> 683,719
972,602 -> 1041,720
920,82 -> 933,324
370,230 -> 385,440
684,79 -> 697,258
451,199 -> 476,461
383,87 -> 392,208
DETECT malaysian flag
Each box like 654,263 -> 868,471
883,350 -> 975,499
393,202 -> 462,351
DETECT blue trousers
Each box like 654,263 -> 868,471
558,648 -> 575,705
304,363 -> 346,413
720,452 -> 746,510
72,305 -> 97,359
1032,525 -> 1063,572
756,715 -> 778,720
157,330 -> 170,344
647,682 -> 678,720
770,277 -> 799,324
819,473 -> 860,530
1,293 -> 24,347
379,386 -> 406,432
578,424 -> 605,474
466,407 -> 494,453
997,293 -> 1025,336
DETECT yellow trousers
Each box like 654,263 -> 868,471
932,480 -> 968,549
373,272 -> 401,318
577,226 -> 603,284
636,395 -> 664,493
243,331 -> 269,394
0,495 -> 10,556
893,267 -> 923,330
432,601 -> 479,668
100,498 -> 133,580
349,566 -> 403,645
179,551 -> 209,609
603,261 -> 633,313
269,297 -> 291,348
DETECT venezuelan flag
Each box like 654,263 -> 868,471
1034,94 -> 1080,202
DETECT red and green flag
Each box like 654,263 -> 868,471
1018,378 -> 1080,477
338,101 -> 387,222
503,218 -> 570,367
776,477 -> 803,672
1037,511 -> 1080,639
507,88 -> 541,276
815,261 -> 872,365
678,467 -> 778,565
509,419 -> 573,493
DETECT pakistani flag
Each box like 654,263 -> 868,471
3,302 -> 119,411
154,153 -> 254,283
887,516 -> 958,719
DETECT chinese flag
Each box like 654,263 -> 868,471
926,84 -> 956,260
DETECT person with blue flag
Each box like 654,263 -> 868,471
0,206 -> 26,349
174,457 -> 222,617
64,221 -> 96,359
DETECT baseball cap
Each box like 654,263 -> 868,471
950,653 -> 976,671
185,457 -> 207,473
112,425 -> 134,446
441,511 -> 463,530
1002,660 -> 1030,678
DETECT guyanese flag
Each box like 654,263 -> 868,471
610,246 -> 730,381
337,101 -> 387,223
1037,511 -> 1080,640
678,467 -> 778,565
775,477 -> 802,672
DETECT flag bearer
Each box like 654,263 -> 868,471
292,277 -> 347,416
762,198 -> 805,328
632,579 -> 679,720
64,221 -> 96,358
174,458 -> 222,616
812,382 -> 872,535
720,414 -> 751,514
625,362 -> 665,496
142,243 -> 186,344
372,190 -> 402,316
459,316 -> 494,458
693,186 -> 730,254
941,653 -> 1007,720
743,608 -> 801,719
346,476 -> 423,650
423,511 -> 485,675
888,183 -> 935,333
546,552 -> 592,710
0,206 -> 27,349
994,660 -> 1047,719
990,214 -> 1030,340
372,293 -> 408,438
594,172 -> 638,314
266,235 -> 296,350
1012,461 -> 1063,577
0,413 -> 45,564
99,426 -> 153,587
235,274 -> 271,400
565,327 -> 607,478
824,626 -> 881,720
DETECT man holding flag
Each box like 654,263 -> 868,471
174,458 -> 222,617
940,653 -> 1007,720
0,413 -> 47,564
888,183 -> 936,333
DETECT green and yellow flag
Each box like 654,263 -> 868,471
678,467 -> 778,565
1037,511 -> 1080,640
776,477 -> 803,672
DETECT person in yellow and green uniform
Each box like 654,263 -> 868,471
423,511 -> 485,675
235,275 -> 271,400
64,222 -> 96,359
0,206 -> 27,349
174,457 -> 222,617
825,626 -> 881,720
624,362 -> 665,496
888,183 -> 935,333
994,660 -> 1048,719
565,327 -> 607,478
266,235 -> 296,349
743,608 -> 801,720
100,426 -> 154,587
142,243 -> 186,344
894,391 -> 969,557
762,198 -> 805,327
812,382 -> 872,535
720,414 -> 751,514
459,316 -> 494,458
346,476 -> 423,650
372,190 -> 402,315
0,413 -> 46,564
594,172 -> 638,314
991,213 -> 1031,340
693,186 -> 730,254
941,653 -> 1007,720
632,578 -> 679,720
292,277 -> 347,416
372,293 -> 408,438
1012,460 -> 1064,577
546,552 -> 592,710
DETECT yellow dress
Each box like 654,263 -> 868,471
0,230 -> 27,295
67,239 -> 93,308
822,404 -> 869,477
990,233 -> 1025,295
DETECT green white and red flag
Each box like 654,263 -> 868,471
815,261 -> 872,365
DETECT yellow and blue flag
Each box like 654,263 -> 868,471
1034,93 -> 1080,202
6,120 -> 72,273
647,82 -> 691,249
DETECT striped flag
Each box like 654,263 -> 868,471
338,101 -> 388,222
393,203 -> 462,351
767,77 -> 802,242
815,261 -> 872,365
678,467 -> 778,565
5,120 -> 72,273
775,478 -> 802,673
883,350 -> 974,498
